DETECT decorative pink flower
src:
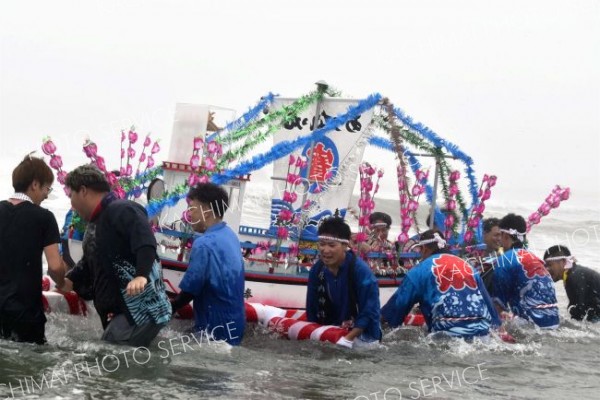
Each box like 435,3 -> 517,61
204,157 -> 216,171
127,147 -> 136,159
125,164 -> 132,176
302,200 -> 311,209
407,200 -> 419,212
286,173 -> 298,184
539,203 -> 551,216
288,192 -> 298,203
355,232 -> 368,243
106,173 -> 118,186
528,213 -> 541,225
188,174 -> 201,186
402,217 -> 412,228
95,156 -> 106,172
198,175 -> 210,183
42,138 -> 57,155
206,141 -> 219,154
482,174 -> 489,183
288,155 -> 296,165
444,230 -> 453,240
278,209 -> 293,222
415,170 -> 428,182
447,199 -> 456,211
57,171 -> 67,185
449,171 -> 460,181
444,214 -> 455,227
190,155 -> 200,168
449,184 -> 459,196
283,191 -> 293,203
398,180 -> 406,190
147,156 -> 155,168
193,136 -> 204,150
488,176 -> 497,187
83,140 -> 97,158
400,193 -> 408,204
121,130 -> 126,142
377,169 -> 384,178
277,227 -> 289,240
121,148 -> 125,159
151,141 -> 161,154
475,203 -> 485,214
411,185 -> 422,197
481,189 -> 491,201
49,155 -> 63,169
397,232 -> 409,243
560,188 -> 570,200
144,135 -> 152,147
128,129 -> 138,144
463,230 -> 474,243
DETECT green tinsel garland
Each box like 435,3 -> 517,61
215,90 -> 324,147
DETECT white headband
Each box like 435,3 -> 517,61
318,235 -> 350,245
545,255 -> 576,270
410,232 -> 447,251
370,222 -> 389,229
500,228 -> 525,242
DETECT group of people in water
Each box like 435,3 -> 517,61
1,155 -> 599,350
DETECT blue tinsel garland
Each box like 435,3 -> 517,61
211,94 -> 382,185
206,93 -> 276,142
146,94 -> 382,216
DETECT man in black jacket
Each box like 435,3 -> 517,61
60,165 -> 171,346
544,245 -> 600,322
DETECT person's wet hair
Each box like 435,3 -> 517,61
482,217 -> 500,234
12,154 -> 54,193
543,245 -> 571,260
369,212 -> 392,227
187,183 -> 229,218
65,164 -> 111,193
318,217 -> 351,241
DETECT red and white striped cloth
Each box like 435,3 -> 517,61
244,302 -> 426,345
245,302 -> 348,344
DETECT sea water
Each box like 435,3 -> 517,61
1,188 -> 600,399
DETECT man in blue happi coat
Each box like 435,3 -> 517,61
492,213 -> 559,329
170,183 -> 245,345
382,229 -> 500,338
306,217 -> 382,348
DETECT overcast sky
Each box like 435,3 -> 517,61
1,0 -> 598,213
